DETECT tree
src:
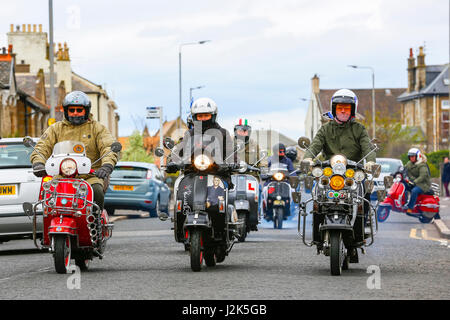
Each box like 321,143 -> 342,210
361,112 -> 424,158
120,130 -> 154,163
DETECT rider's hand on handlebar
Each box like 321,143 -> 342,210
32,162 -> 47,177
165,162 -> 179,174
302,158 -> 314,166
95,163 -> 114,179
364,161 -> 376,172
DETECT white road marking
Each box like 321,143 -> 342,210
0,267 -> 51,283
112,230 -> 172,237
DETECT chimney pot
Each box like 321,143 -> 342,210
16,25 -> 20,32
22,24 -> 25,32
2,47 -> 6,54
10,24 -> 13,33
27,24 -> 31,32
39,24 -> 42,32
8,44 -> 13,54
33,24 -> 36,32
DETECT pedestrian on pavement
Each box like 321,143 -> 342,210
441,156 -> 450,197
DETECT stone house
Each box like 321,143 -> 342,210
397,47 -> 449,152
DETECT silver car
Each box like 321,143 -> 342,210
371,157 -> 403,200
0,137 -> 43,243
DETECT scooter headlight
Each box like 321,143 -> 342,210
330,175 -> 345,191
332,163 -> 346,176
312,167 -> 323,178
60,159 -> 77,177
354,170 -> 365,182
273,172 -> 285,181
193,154 -> 211,171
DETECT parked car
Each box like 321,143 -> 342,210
0,137 -> 43,243
104,161 -> 171,217
371,157 -> 403,201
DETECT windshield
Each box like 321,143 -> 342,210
269,162 -> 288,173
377,159 -> 402,174
0,143 -> 33,169
53,141 -> 86,155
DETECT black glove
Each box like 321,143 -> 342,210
32,162 -> 47,177
217,163 -> 231,173
95,164 -> 114,179
166,162 -> 179,174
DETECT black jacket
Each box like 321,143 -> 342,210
442,162 -> 450,183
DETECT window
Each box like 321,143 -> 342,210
0,143 -> 34,169
442,100 -> 450,110
442,110 -> 450,142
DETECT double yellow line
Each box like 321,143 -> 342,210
410,228 -> 449,246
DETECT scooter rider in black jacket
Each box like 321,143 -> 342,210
166,97 -> 236,189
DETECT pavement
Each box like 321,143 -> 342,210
434,197 -> 450,239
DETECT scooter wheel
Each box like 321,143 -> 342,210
54,235 -> 71,274
377,206 -> 391,223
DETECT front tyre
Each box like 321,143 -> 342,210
237,211 -> 247,242
189,230 -> 203,272
330,231 -> 345,276
274,208 -> 283,229
54,235 -> 71,274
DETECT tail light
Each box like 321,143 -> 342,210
146,170 -> 152,179
176,200 -> 182,212
219,200 -> 225,213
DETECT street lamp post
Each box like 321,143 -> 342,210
48,0 -> 55,120
178,40 -> 211,131
189,85 -> 205,107
348,65 -> 376,139
300,98 -> 315,139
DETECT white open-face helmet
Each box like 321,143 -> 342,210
330,89 -> 358,119
408,147 -> 422,162
191,97 -> 218,120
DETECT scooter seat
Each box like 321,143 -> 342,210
424,190 -> 434,196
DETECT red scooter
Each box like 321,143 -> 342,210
377,170 -> 440,224
22,137 -> 121,273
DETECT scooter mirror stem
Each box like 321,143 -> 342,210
22,137 -> 46,161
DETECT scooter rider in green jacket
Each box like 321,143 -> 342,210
302,89 -> 377,252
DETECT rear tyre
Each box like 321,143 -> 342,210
204,247 -> 216,267
149,199 -> 160,218
190,230 -> 203,272
75,255 -> 90,271
54,235 -> 71,274
377,206 -> 390,222
330,231 -> 345,276
215,245 -> 226,263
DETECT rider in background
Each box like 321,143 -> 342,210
403,148 -> 431,214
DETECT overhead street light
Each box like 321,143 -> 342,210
189,85 -> 205,107
348,65 -> 376,139
178,40 -> 211,131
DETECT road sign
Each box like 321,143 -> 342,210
146,106 -> 161,119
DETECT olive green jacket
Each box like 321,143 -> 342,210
304,120 -> 376,163
30,115 -> 119,187
405,156 -> 431,192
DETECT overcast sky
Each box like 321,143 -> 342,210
0,0 -> 448,139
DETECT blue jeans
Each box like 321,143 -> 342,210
404,183 -> 424,210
